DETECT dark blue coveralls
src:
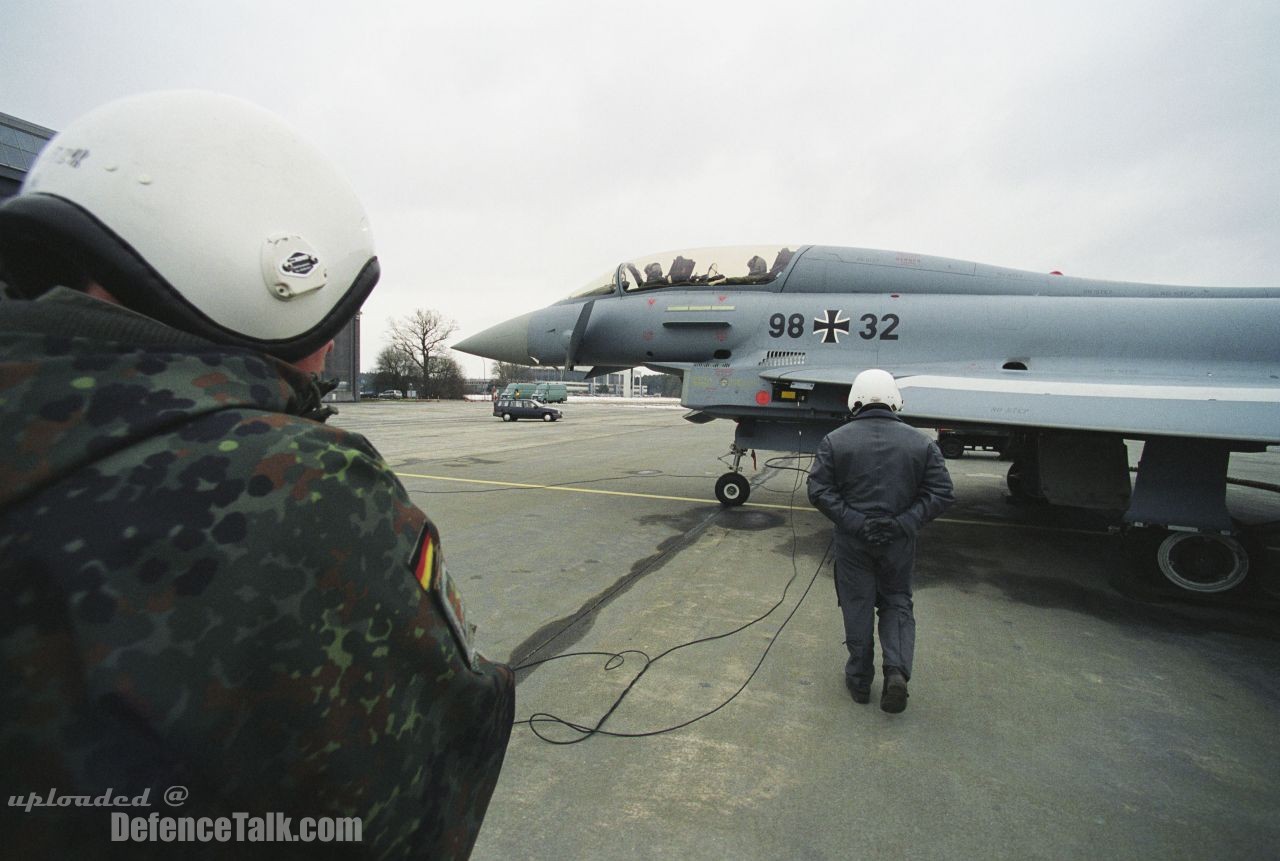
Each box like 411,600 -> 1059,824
807,406 -> 955,694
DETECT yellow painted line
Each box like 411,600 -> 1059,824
396,471 -> 1115,534
395,471 -> 803,511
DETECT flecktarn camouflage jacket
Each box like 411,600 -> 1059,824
0,290 -> 513,859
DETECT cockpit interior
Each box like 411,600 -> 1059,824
568,245 -> 799,299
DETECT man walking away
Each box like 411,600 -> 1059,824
807,369 -> 954,713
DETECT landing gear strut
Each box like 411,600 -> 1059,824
715,445 -> 751,507
1005,459 -> 1045,505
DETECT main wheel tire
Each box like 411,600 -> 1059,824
1006,460 -> 1044,503
940,439 -> 965,459
714,472 -> 750,507
1157,532 -> 1250,594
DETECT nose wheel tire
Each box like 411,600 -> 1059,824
715,472 -> 751,507
1157,532 -> 1250,593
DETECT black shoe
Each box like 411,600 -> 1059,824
845,675 -> 870,704
881,673 -> 908,714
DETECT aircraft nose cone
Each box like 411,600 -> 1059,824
455,312 -> 533,364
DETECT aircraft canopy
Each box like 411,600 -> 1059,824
567,245 -> 799,299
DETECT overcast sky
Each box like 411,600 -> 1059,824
4,1 -> 1278,374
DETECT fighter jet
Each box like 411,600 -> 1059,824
456,244 -> 1280,595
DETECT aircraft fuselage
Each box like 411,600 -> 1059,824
498,246 -> 1279,446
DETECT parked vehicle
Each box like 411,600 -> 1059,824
533,382 -> 568,403
378,389 -> 404,399
493,398 -> 562,422
500,383 -> 539,400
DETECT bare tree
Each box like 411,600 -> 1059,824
373,344 -> 415,394
431,354 -> 466,399
492,361 -> 537,388
387,309 -> 457,398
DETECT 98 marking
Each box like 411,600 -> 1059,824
768,313 -> 805,338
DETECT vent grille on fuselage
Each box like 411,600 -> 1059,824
761,350 -> 807,367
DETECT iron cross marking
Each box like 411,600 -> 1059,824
813,309 -> 851,344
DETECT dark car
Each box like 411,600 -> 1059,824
937,426 -> 1012,459
493,398 -> 562,422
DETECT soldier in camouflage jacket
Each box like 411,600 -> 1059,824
0,93 -> 514,858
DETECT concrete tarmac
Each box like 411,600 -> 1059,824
333,400 -> 1280,860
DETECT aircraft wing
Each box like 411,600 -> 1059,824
759,363 -> 1280,444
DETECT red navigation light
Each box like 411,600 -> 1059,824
755,390 -> 771,405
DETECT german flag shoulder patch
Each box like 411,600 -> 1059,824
409,520 -> 478,670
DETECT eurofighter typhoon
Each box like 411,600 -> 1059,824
456,245 -> 1280,595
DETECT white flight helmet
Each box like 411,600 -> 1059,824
0,91 -> 377,361
848,368 -> 903,413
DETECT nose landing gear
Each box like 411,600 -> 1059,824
715,444 -> 753,506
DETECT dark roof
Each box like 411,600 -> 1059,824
0,112 -> 57,186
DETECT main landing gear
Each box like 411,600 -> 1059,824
715,444 -> 753,507
1158,531 -> 1251,593
1005,459 -> 1044,504
1005,434 -> 1262,596
1136,528 -> 1254,594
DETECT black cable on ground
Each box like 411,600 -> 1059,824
509,439 -> 830,743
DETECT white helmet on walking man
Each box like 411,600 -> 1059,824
847,368 -> 903,413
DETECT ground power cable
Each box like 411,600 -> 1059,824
509,433 -> 831,744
